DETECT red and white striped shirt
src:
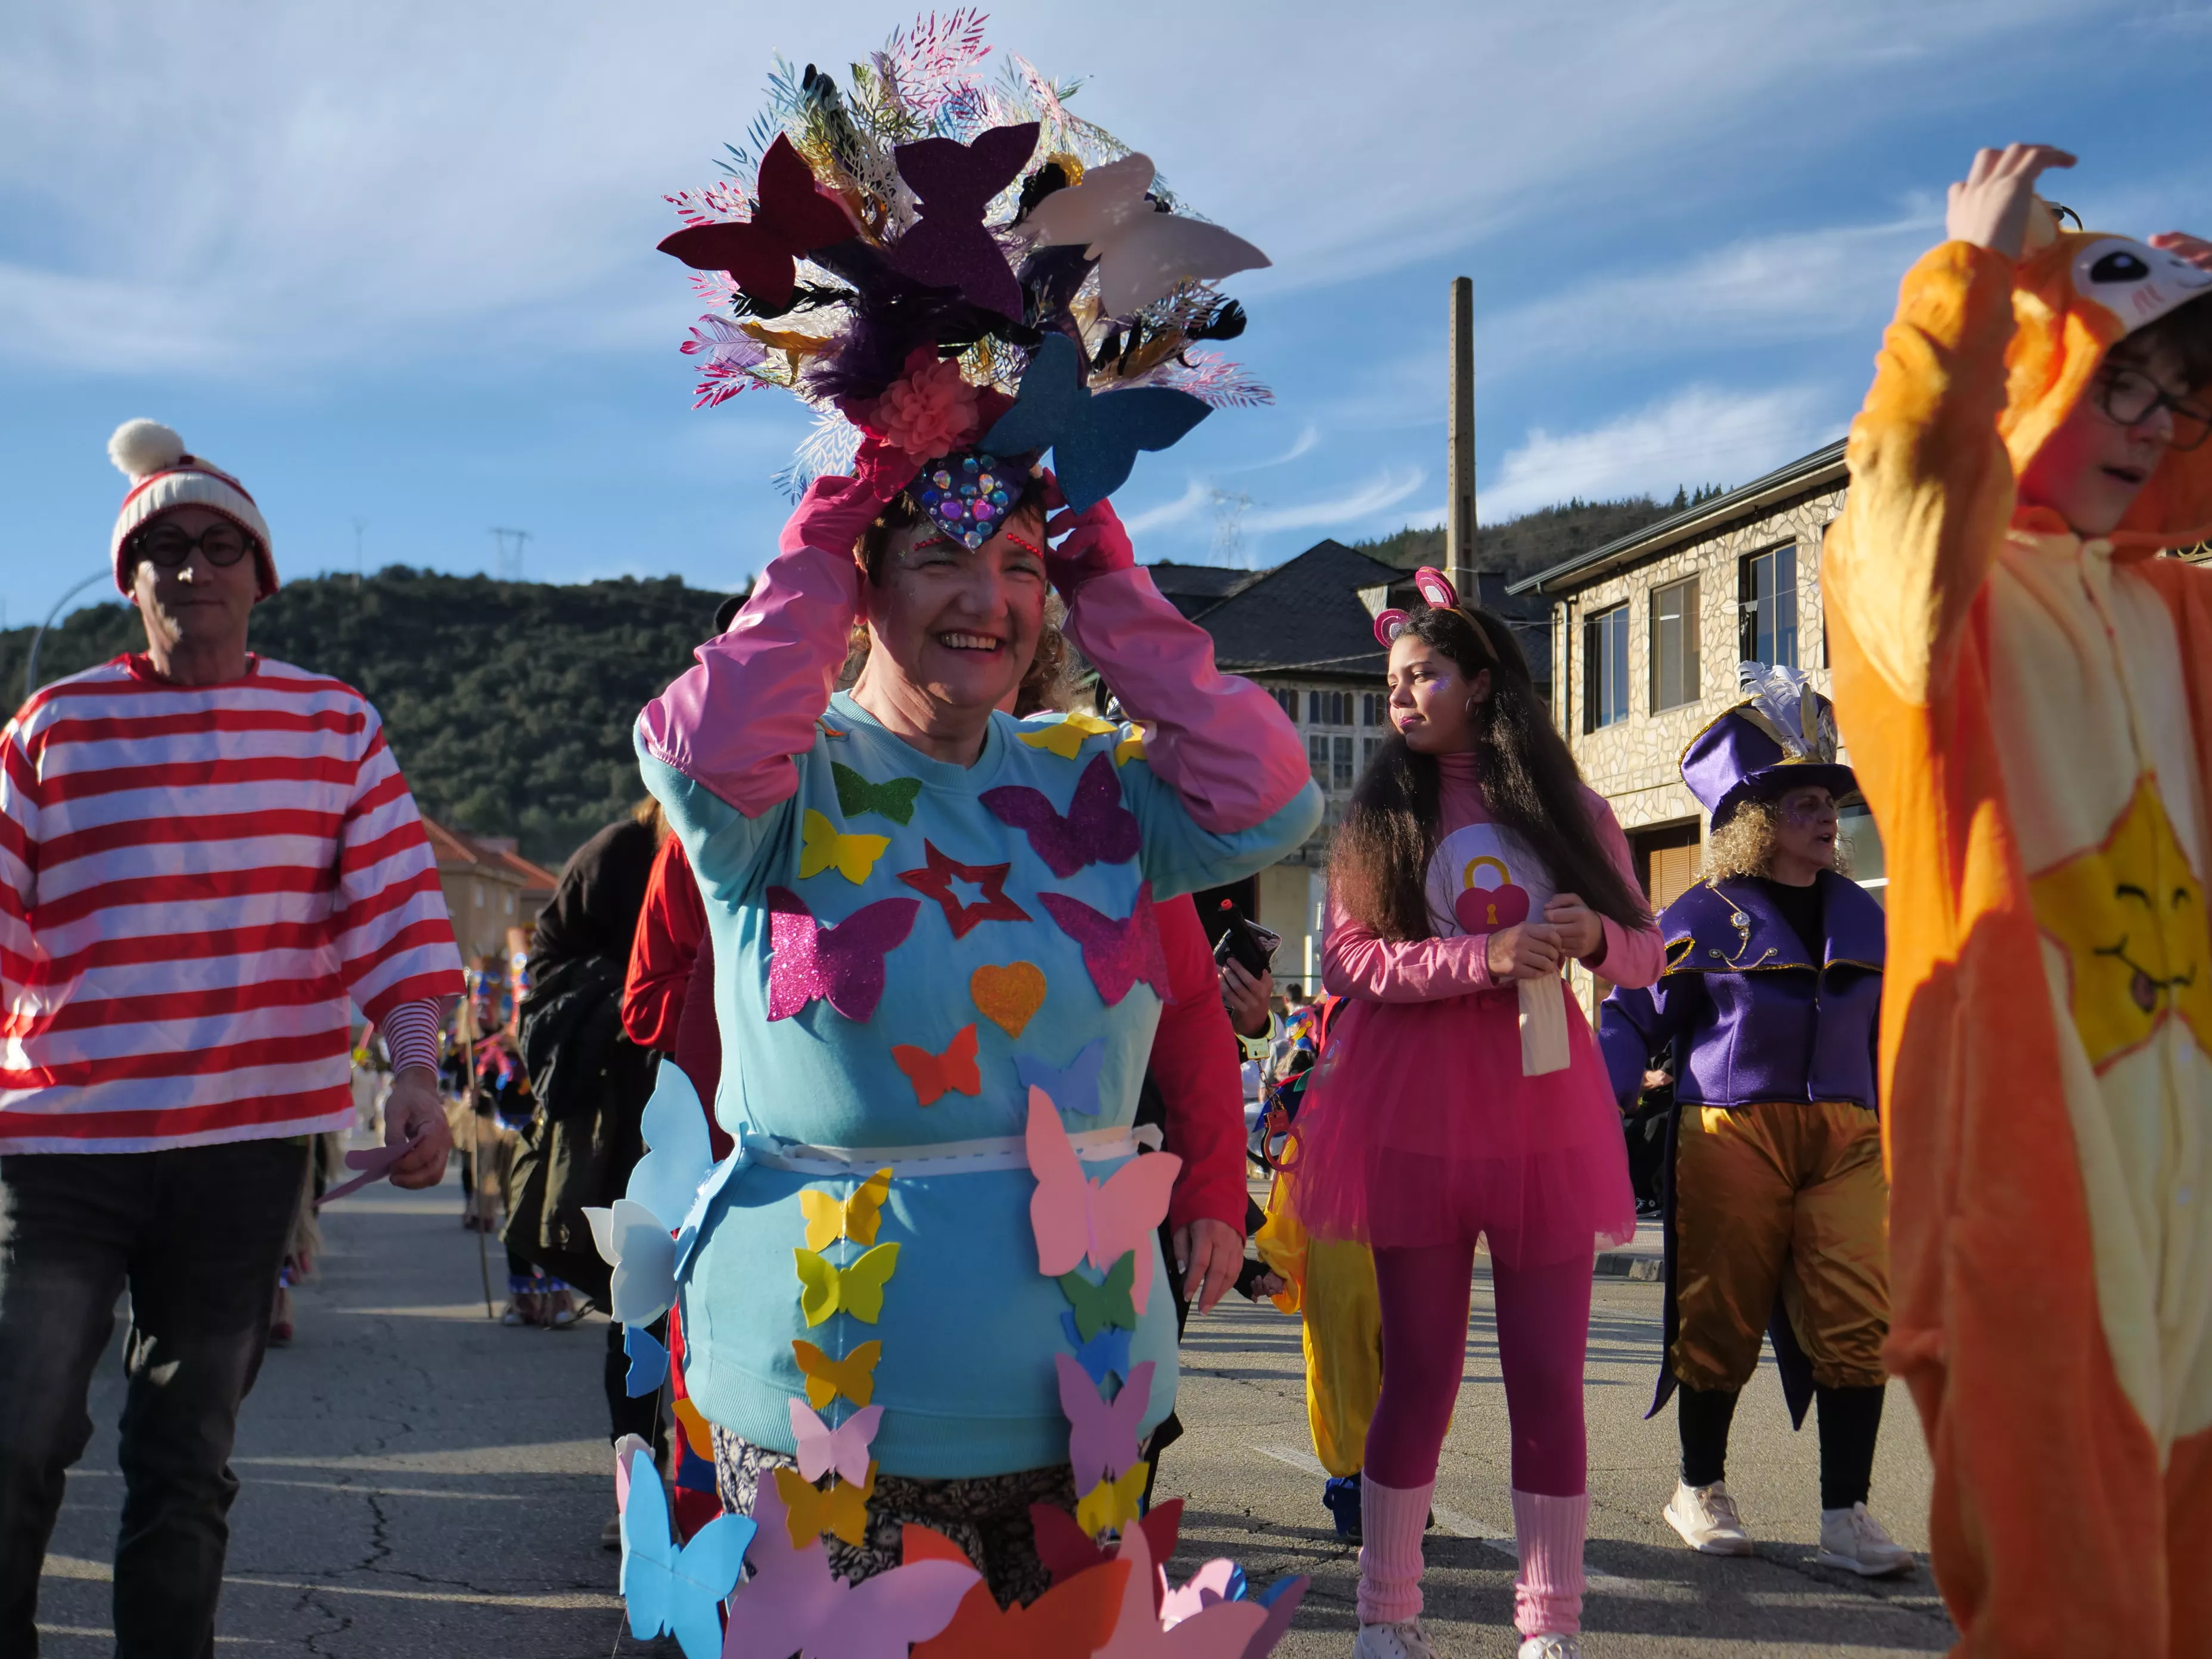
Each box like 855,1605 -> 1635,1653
0,653 -> 463,1153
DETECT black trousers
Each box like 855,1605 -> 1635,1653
0,1138 -> 309,1658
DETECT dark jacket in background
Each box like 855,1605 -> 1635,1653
504,817 -> 661,1303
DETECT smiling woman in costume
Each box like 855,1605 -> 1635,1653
1598,666 -> 1909,1578
611,24 -> 1318,1644
1284,571 -> 1663,1659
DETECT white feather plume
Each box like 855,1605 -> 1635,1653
1737,660 -> 1837,763
108,419 -> 187,480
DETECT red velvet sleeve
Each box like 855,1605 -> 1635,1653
623,837 -> 707,1054
1148,893 -> 1248,1235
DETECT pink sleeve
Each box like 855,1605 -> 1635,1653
636,540 -> 860,816
1061,566 -> 1309,834
1319,898 -> 1499,1002
1580,793 -> 1664,989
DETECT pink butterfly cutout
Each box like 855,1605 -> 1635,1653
1037,882 -> 1173,1007
1090,1520 -> 1270,1659
788,1398 -> 884,1488
1057,1353 -> 1154,1495
1025,1086 -> 1180,1313
766,887 -> 921,1023
1160,1560 -> 1242,1626
724,1477 -> 980,1659
983,753 -> 1141,878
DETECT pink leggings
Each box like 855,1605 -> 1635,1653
1363,1243 -> 1591,1496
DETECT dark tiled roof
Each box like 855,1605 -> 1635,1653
1147,560 -> 1265,620
1158,540 -> 1403,678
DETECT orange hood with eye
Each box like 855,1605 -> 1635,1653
2000,226 -> 2212,551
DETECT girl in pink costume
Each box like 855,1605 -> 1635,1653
1288,571 -> 1663,1659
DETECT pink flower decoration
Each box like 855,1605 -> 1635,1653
874,352 -> 979,461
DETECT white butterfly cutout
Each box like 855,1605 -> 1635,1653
1019,154 -> 1270,316
586,1198 -> 678,1326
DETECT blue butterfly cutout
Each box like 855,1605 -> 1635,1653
1014,1037 -> 1107,1116
626,1064 -> 717,1233
619,1443 -> 753,1659
623,1324 -> 669,1398
981,333 -> 1211,512
1060,1309 -> 1133,1388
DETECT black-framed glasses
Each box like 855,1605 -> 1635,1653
2099,364 -> 2212,452
135,522 -> 253,568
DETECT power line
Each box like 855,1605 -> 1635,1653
489,527 -> 532,582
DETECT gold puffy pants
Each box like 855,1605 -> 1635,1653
1254,1172 -> 1384,1478
1670,1100 -> 1890,1394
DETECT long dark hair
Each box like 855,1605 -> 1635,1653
1331,603 -> 1649,942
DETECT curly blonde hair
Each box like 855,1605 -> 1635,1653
1703,796 -> 1854,883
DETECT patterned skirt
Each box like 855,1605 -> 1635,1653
711,1429 -> 1076,1608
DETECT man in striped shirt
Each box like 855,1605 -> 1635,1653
0,422 -> 462,1657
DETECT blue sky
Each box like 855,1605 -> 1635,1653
4,1 -> 2208,629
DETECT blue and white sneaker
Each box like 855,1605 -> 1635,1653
1322,1474 -> 1362,1540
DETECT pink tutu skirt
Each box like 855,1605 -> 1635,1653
1284,983 -> 1635,1265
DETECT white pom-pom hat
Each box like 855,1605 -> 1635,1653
107,420 -> 277,600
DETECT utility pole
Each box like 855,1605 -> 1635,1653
489,527 -> 532,582
1446,275 -> 1477,598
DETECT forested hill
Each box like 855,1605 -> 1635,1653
1357,486 -> 1728,583
0,569 -> 731,866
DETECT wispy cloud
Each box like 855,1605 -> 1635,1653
1246,467 -> 1427,535
1121,477 -> 1211,535
1483,386 -> 1840,520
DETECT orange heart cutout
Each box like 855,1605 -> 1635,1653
971,962 -> 1046,1039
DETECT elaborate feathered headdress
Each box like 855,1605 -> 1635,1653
658,13 -> 1273,528
1680,662 -> 1857,828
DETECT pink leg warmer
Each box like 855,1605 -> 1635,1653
1510,1487 -> 1589,1638
1356,1474 -> 1433,1625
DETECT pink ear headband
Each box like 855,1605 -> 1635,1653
1373,566 -> 1498,657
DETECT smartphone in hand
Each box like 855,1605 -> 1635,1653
1210,900 -> 1281,977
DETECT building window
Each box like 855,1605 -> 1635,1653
1362,735 -> 1382,773
1739,543 -> 1798,668
1332,736 -> 1354,791
1272,686 -> 1298,723
473,882 -> 484,909
1308,734 -> 1331,788
1582,604 -> 1630,731
1307,690 -> 1352,726
1362,692 -> 1384,726
504,891 -> 514,915
1649,576 -> 1701,713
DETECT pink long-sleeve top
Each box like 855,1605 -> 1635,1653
1323,753 -> 1663,1002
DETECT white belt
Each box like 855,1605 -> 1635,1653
744,1122 -> 1161,1178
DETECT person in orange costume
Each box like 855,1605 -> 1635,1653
1824,142 -> 2212,1654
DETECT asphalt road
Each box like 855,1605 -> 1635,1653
34,1160 -> 1956,1657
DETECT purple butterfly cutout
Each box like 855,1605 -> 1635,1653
1057,1352 -> 1154,1495
982,753 -> 1140,878
1037,882 -> 1173,1008
890,122 -> 1039,319
766,886 -> 921,1023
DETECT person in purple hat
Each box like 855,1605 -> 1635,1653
1598,663 -> 1912,1577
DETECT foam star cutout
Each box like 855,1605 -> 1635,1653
1020,712 -> 1119,760
897,841 -> 1032,939
1114,728 -> 1148,767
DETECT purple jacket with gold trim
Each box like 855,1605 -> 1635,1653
1598,870 -> 1885,1111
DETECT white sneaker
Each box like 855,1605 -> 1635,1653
1818,1503 -> 1915,1576
1518,1637 -> 1583,1659
1663,1478 -> 1754,1555
1352,1620 -> 1435,1659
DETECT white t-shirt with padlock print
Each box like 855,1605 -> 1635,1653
1422,821 -> 1573,1076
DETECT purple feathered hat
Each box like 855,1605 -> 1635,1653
1681,663 -> 1859,828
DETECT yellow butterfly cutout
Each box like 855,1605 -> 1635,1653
672,1394 -> 714,1458
1074,1462 -> 1150,1538
799,1168 -> 893,1253
774,1461 -> 876,1548
792,1338 -> 883,1410
793,1242 -> 902,1326
800,809 -> 890,884
1113,726 -> 1148,767
1018,711 -> 1118,760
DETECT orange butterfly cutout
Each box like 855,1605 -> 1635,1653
773,1460 -> 876,1548
792,1338 -> 883,1409
909,1534 -> 1128,1659
892,1023 -> 981,1107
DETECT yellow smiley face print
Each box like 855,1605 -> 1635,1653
2029,775 -> 2212,1071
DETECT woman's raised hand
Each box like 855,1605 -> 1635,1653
779,432 -> 914,560
1042,495 -> 1135,598
1484,920 -> 1564,983
1542,892 -> 1604,959
1944,144 -> 2076,259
